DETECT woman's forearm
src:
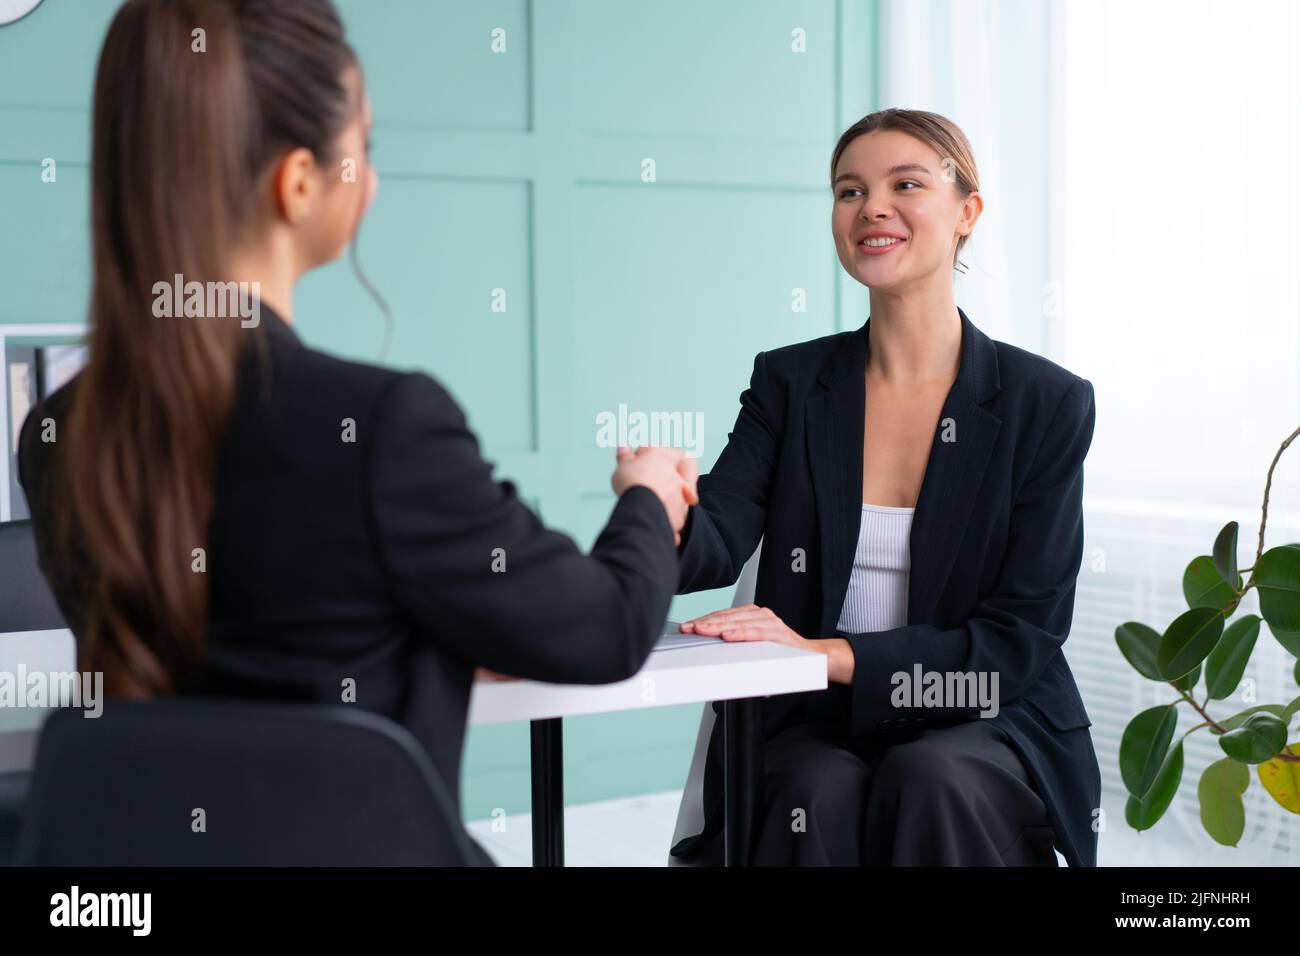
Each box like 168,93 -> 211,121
810,636 -> 854,684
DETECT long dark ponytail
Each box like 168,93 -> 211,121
55,0 -> 359,696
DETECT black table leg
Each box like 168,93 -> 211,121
530,717 -> 564,867
722,697 -> 762,866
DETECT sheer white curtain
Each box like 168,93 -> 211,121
1062,0 -> 1300,511
1059,0 -> 1300,866
878,0 -> 1055,350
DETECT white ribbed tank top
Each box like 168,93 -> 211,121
835,502 -> 913,634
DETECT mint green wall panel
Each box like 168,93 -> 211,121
570,0 -> 837,139
569,184 -> 837,469
298,177 -> 536,454
0,165 -> 89,323
0,1 -> 115,111
338,0 -> 531,132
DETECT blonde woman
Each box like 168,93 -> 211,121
662,109 -> 1099,866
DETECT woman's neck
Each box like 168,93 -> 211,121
865,285 -> 962,386
227,234 -> 300,325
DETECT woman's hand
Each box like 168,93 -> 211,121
473,666 -> 521,682
681,604 -> 812,649
610,445 -> 699,546
681,605 -> 854,683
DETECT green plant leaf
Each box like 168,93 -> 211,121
1212,522 -> 1239,596
1174,663 -> 1201,693
1125,741 -> 1184,831
1216,704 -> 1285,734
1198,757 -> 1249,846
1270,622 -> 1300,658
1115,622 -> 1163,681
1120,705 -> 1178,797
1257,743 -> 1300,813
1157,607 -> 1224,681
1218,713 -> 1288,763
1182,556 -> 1239,611
1255,546 -> 1300,632
1204,615 -> 1260,700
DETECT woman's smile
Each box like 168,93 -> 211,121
858,235 -> 908,256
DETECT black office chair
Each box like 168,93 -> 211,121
14,698 -> 485,866
0,519 -> 66,633
0,518 -> 68,865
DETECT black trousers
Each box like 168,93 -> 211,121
698,717 -> 1059,866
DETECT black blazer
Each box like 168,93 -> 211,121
17,306 -> 680,829
673,306 -> 1101,867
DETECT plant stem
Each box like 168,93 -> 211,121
1171,684 -> 1300,761
1172,682 -> 1226,733
1255,423 -> 1300,566
1234,422 -> 1300,763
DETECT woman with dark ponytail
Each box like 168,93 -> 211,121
18,0 -> 694,862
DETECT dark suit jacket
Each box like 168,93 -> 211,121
17,305 -> 680,833
672,306 -> 1101,867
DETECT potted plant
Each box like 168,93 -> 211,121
1115,425 -> 1300,844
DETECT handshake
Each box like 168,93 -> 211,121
610,445 -> 700,547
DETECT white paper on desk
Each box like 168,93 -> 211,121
653,621 -> 725,650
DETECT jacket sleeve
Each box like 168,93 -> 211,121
677,349 -> 782,594
843,377 -> 1097,735
366,372 -> 679,684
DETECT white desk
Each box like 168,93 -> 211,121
469,639 -> 826,725
469,638 -> 827,866
1,633 -> 828,865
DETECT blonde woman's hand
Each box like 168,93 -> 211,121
611,445 -> 699,545
681,606 -> 854,683
680,605 -> 811,649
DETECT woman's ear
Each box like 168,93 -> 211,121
959,190 -> 984,235
271,146 -> 319,225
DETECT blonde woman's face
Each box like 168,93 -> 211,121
830,129 -> 980,292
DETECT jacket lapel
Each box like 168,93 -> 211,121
805,307 -> 1002,636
